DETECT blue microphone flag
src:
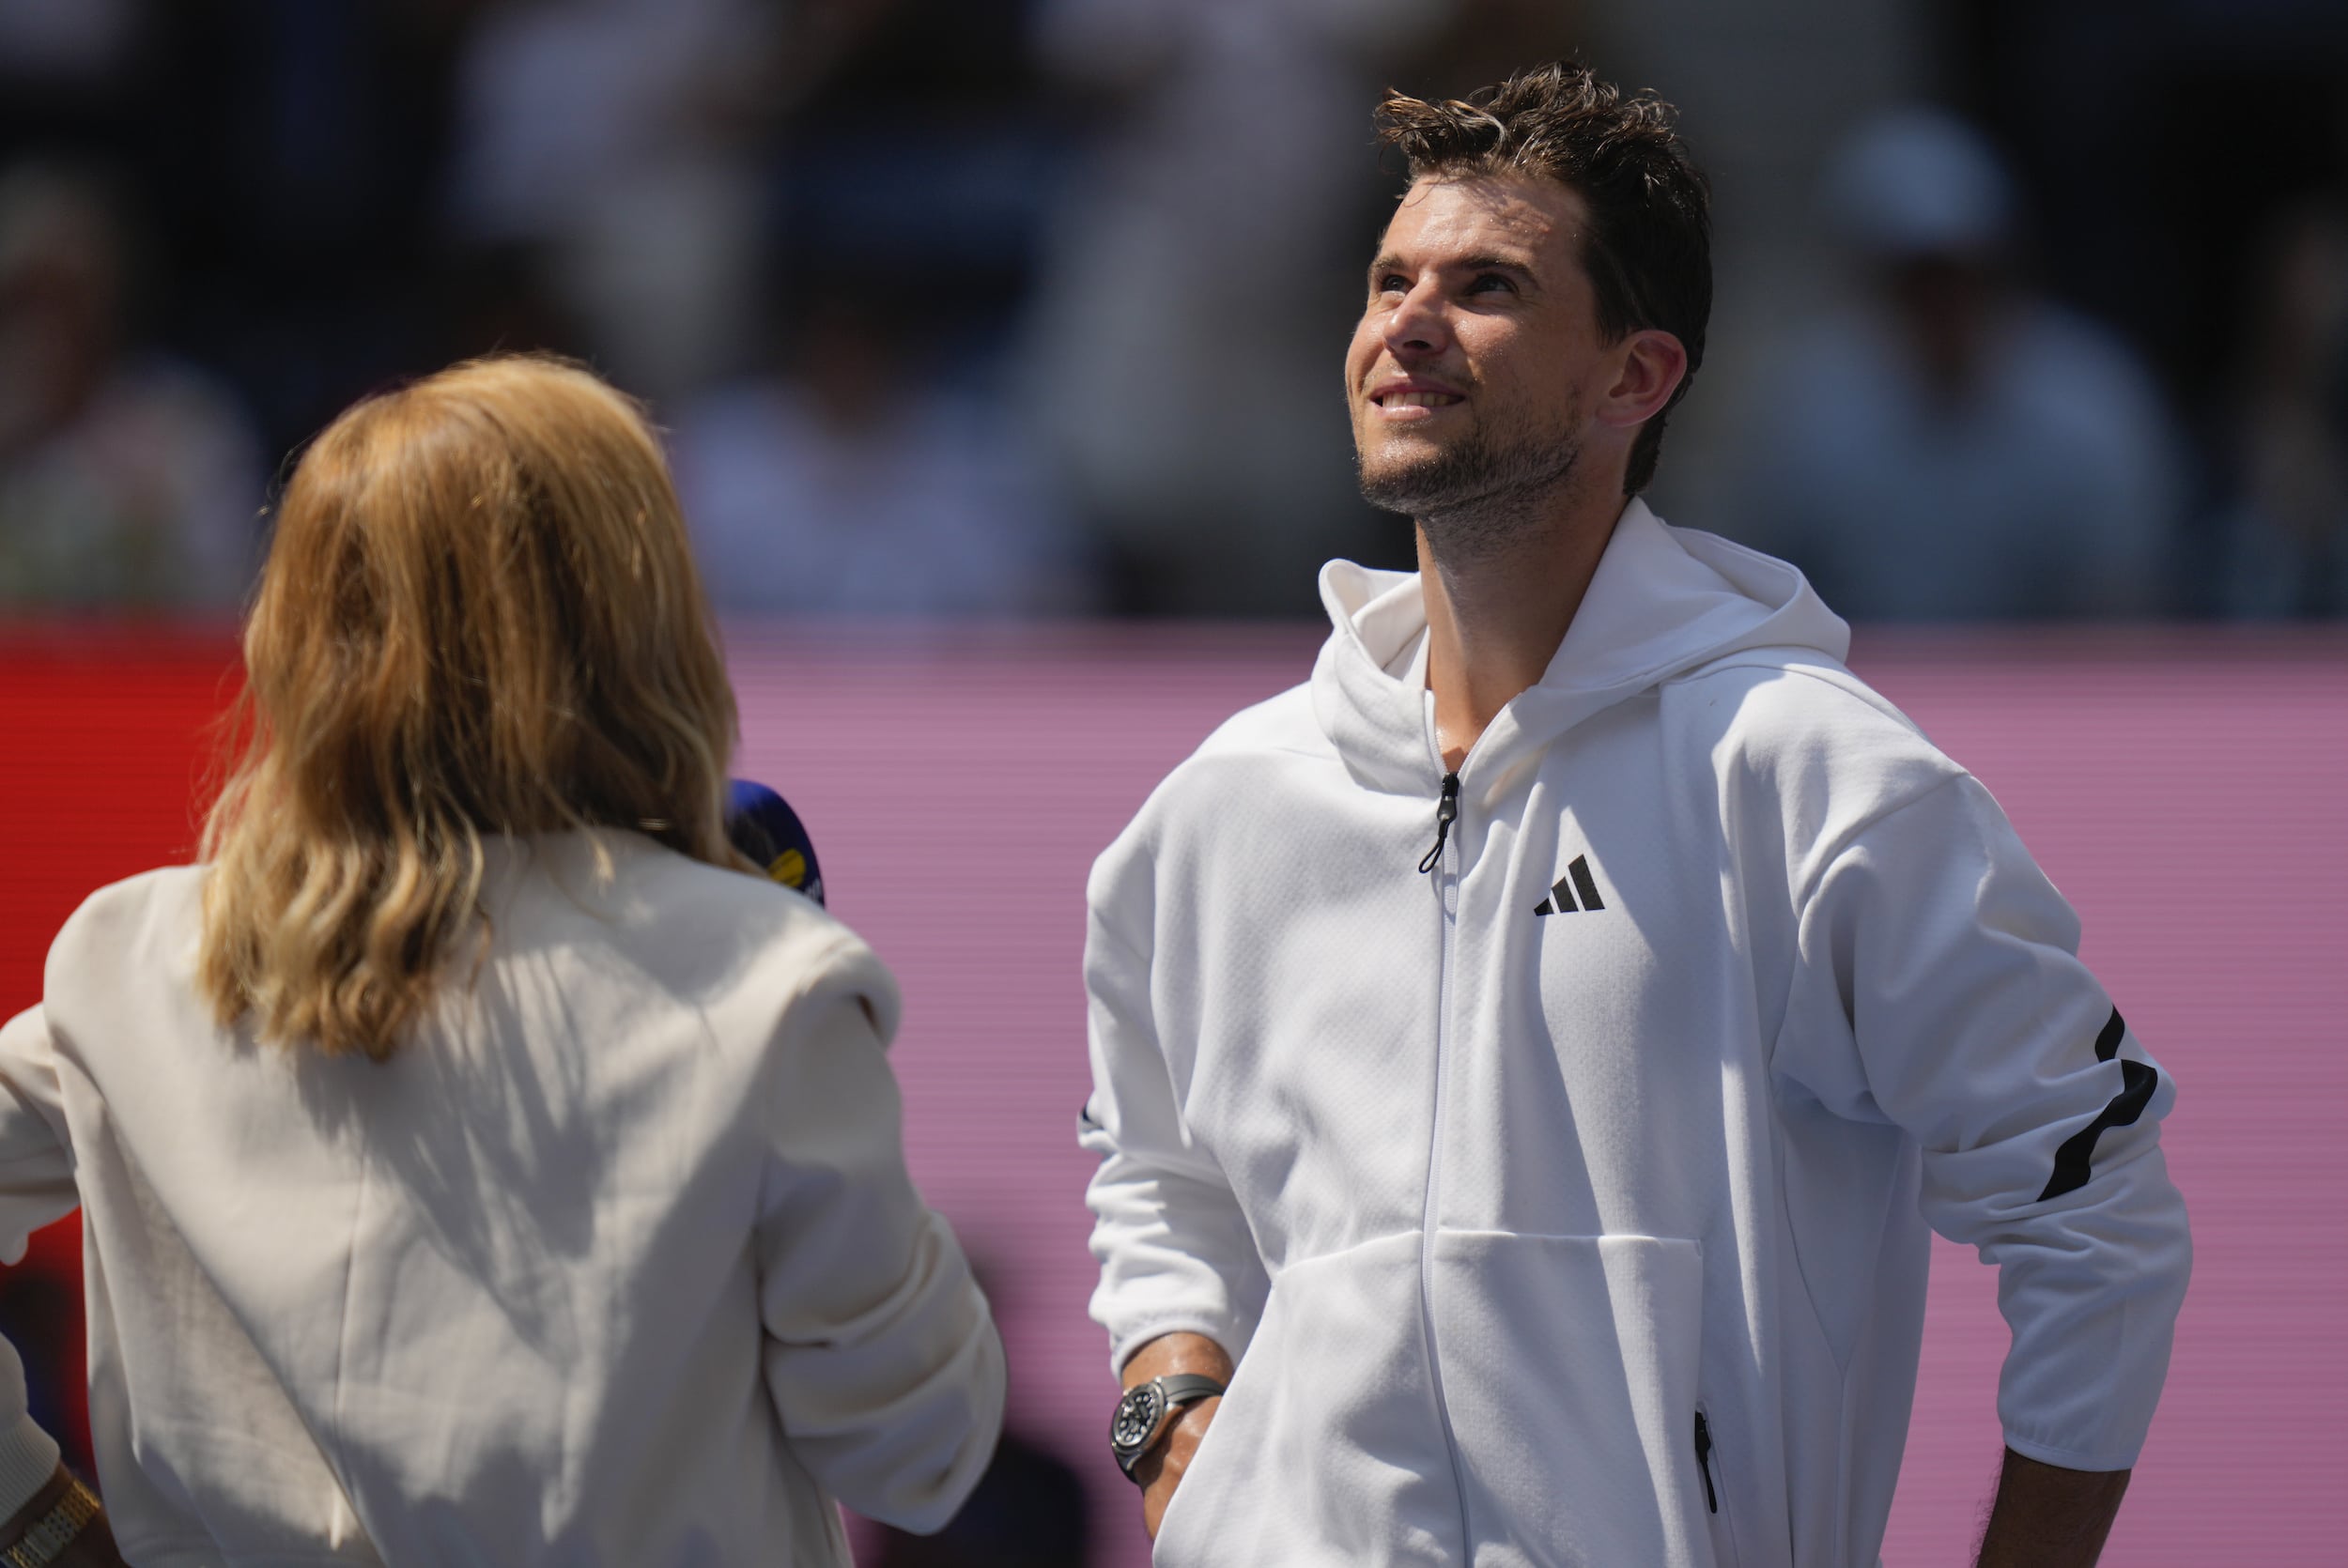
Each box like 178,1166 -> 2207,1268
726,779 -> 826,907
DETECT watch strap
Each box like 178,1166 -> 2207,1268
0,1476 -> 99,1568
1154,1374 -> 1226,1410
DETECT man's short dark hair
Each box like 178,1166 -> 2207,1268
1375,62 -> 1711,497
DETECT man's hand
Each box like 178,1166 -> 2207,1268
0,1462 -> 127,1567
1975,1447 -> 2129,1568
1122,1330 -> 1234,1540
1134,1393 -> 1221,1539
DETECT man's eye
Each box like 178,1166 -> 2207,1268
1375,275 -> 1410,294
1467,274 -> 1517,295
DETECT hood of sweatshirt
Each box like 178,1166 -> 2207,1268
1309,499 -> 1850,800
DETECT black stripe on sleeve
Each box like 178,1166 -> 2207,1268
2093,1007 -> 2126,1062
2037,1008 -> 2157,1202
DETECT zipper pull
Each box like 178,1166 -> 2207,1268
1417,772 -> 1460,875
1693,1410 -> 1719,1514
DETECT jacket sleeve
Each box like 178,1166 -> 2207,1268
754,961 -> 1005,1534
1771,775 -> 2190,1471
0,1008 -> 76,1514
1081,891 -> 1270,1376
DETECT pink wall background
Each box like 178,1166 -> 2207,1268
726,626 -> 2348,1567
0,625 -> 2329,1561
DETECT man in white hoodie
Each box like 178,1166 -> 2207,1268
1080,62 -> 2189,1568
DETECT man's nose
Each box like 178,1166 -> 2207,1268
1382,279 -> 1450,358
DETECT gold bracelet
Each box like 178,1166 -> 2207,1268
0,1479 -> 100,1568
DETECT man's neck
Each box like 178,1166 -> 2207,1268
1418,491 -> 1625,773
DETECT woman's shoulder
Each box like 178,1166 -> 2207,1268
533,832 -> 904,1048
33,867 -> 212,1065
46,865 -> 208,982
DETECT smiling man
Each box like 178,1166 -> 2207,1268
1078,63 -> 2189,1568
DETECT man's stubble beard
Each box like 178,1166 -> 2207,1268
1355,405 -> 1583,571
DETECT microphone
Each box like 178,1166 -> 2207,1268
726,779 -> 826,907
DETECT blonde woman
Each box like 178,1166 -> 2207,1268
0,356 -> 1005,1563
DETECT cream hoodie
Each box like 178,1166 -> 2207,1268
1082,501 -> 2189,1567
0,830 -> 1002,1564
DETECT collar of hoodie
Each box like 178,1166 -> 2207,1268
1307,500 -> 1851,803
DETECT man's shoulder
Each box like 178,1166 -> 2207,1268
1662,649 -> 1966,805
1189,680 -> 1328,763
1136,680 -> 1333,809
1089,680 -> 1333,900
1666,648 -> 1909,729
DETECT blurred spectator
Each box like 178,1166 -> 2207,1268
670,280 -> 1092,617
1017,0 -> 1454,616
0,0 -> 485,471
772,0 -> 1064,353
0,0 -> 146,186
446,0 -> 786,406
0,161 -> 264,614
0,0 -> 139,127
1726,108 -> 2183,621
2212,200 -> 2348,617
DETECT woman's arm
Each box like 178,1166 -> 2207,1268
0,1008 -> 117,1563
753,981 -> 1005,1534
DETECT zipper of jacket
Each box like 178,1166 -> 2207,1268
1415,769 -> 1475,1555
1417,773 -> 1460,874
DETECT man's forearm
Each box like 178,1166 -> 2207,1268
1975,1448 -> 2129,1568
1121,1330 -> 1234,1391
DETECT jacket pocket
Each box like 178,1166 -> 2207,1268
1428,1232 -> 1719,1568
1151,1235 -> 1459,1567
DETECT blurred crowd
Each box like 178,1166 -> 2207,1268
0,0 -> 2342,623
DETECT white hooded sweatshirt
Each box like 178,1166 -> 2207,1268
1081,502 -> 2189,1568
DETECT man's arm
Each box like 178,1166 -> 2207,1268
1080,849 -> 1267,1530
1121,1331 -> 1234,1540
1976,1449 -> 2129,1568
1770,771 -> 2188,1554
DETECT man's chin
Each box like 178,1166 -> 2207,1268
1356,423 -> 1581,519
1356,449 -> 1474,515
1356,425 -> 1454,465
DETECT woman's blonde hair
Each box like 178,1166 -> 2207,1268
199,354 -> 742,1059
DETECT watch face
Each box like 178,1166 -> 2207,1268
1110,1381 -> 1167,1458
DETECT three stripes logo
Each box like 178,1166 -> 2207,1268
1533,855 -> 1606,916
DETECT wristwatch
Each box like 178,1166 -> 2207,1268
1108,1373 -> 1226,1482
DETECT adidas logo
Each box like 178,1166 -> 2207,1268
1533,855 -> 1606,916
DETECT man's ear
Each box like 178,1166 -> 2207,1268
1595,329 -> 1690,433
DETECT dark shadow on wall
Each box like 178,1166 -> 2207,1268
868,1426 -> 1094,1568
